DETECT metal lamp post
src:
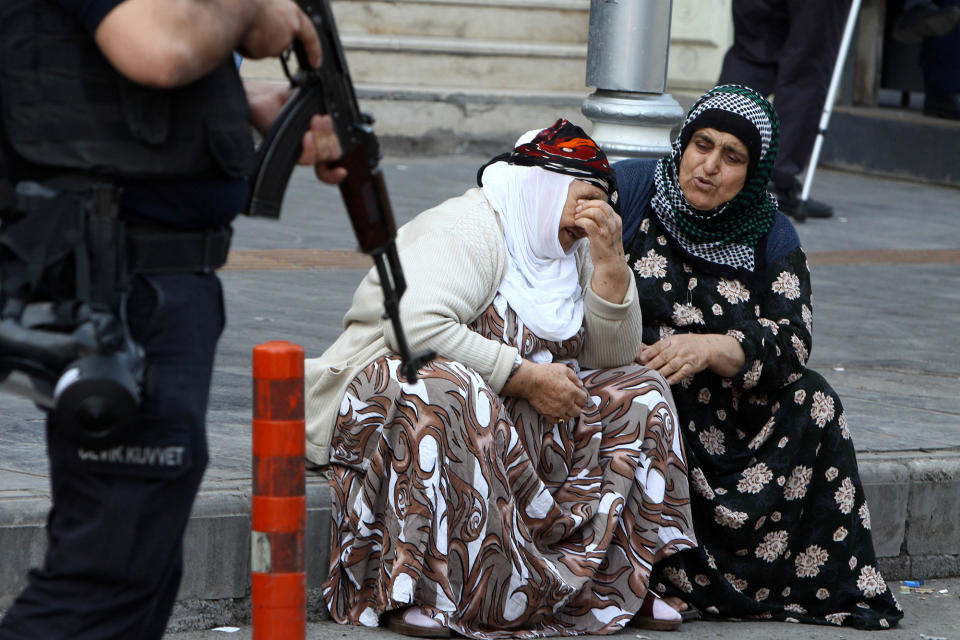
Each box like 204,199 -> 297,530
581,0 -> 684,160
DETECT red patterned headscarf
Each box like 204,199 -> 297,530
477,119 -> 618,208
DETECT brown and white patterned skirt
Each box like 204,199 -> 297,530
323,300 -> 696,638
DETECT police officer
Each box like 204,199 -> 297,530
0,0 -> 343,638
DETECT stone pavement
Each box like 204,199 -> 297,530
0,156 -> 957,636
164,578 -> 960,640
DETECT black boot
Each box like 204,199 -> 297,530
772,186 -> 834,222
923,89 -> 960,120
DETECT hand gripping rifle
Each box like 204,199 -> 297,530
245,0 -> 433,381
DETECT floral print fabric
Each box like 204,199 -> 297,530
322,300 -> 696,638
625,209 -> 903,629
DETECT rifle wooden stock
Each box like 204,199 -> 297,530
334,146 -> 394,254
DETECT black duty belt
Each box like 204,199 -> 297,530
0,180 -> 13,214
125,226 -> 232,275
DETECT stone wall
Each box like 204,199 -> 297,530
669,0 -> 733,93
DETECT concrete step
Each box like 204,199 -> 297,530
821,104 -> 960,189
331,0 -> 589,44
240,61 -> 960,188
235,73 -> 591,155
236,77 -> 693,164
1,450 -> 957,632
353,83 -> 590,155
0,154 -> 957,633
242,34 -> 587,91
339,34 -> 587,91
237,73 -> 696,159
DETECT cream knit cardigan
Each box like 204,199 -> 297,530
305,187 -> 644,466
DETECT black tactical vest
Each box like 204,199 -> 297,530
0,0 -> 255,180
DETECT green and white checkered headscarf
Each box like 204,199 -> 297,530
652,84 -> 781,271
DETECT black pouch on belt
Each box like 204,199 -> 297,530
0,177 -> 232,448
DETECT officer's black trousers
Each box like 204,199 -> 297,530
718,0 -> 851,193
0,273 -> 225,640
921,0 -> 960,93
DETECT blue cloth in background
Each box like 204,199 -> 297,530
613,158 -> 658,243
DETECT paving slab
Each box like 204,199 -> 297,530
164,578 -> 960,639
0,156 -> 957,632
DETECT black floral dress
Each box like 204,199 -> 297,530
616,159 -> 903,630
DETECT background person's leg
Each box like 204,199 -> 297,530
718,0 -> 789,96
895,0 -> 960,43
920,1 -> 960,118
768,0 -> 851,218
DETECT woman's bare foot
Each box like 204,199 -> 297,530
385,606 -> 450,638
662,595 -> 689,613
630,592 -> 682,631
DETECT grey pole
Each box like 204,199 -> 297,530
581,0 -> 684,161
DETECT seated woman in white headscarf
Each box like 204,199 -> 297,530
305,120 -> 697,638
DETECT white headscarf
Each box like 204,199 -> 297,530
481,153 -> 586,342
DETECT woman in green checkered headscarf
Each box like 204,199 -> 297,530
614,86 -> 903,630
652,84 -> 780,272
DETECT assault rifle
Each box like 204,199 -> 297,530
246,0 -> 433,381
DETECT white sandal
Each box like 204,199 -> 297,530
630,592 -> 682,631
385,606 -> 450,638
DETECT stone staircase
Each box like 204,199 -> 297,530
331,0 -> 590,91
242,1 -> 960,188
241,0 -> 594,154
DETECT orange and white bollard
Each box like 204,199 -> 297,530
251,341 -> 306,640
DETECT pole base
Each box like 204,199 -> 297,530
581,90 -> 685,161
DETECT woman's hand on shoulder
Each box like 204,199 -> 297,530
637,334 -> 745,384
576,198 -> 631,303
502,361 -> 590,422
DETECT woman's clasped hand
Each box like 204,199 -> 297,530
637,333 -> 745,384
502,361 -> 590,423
